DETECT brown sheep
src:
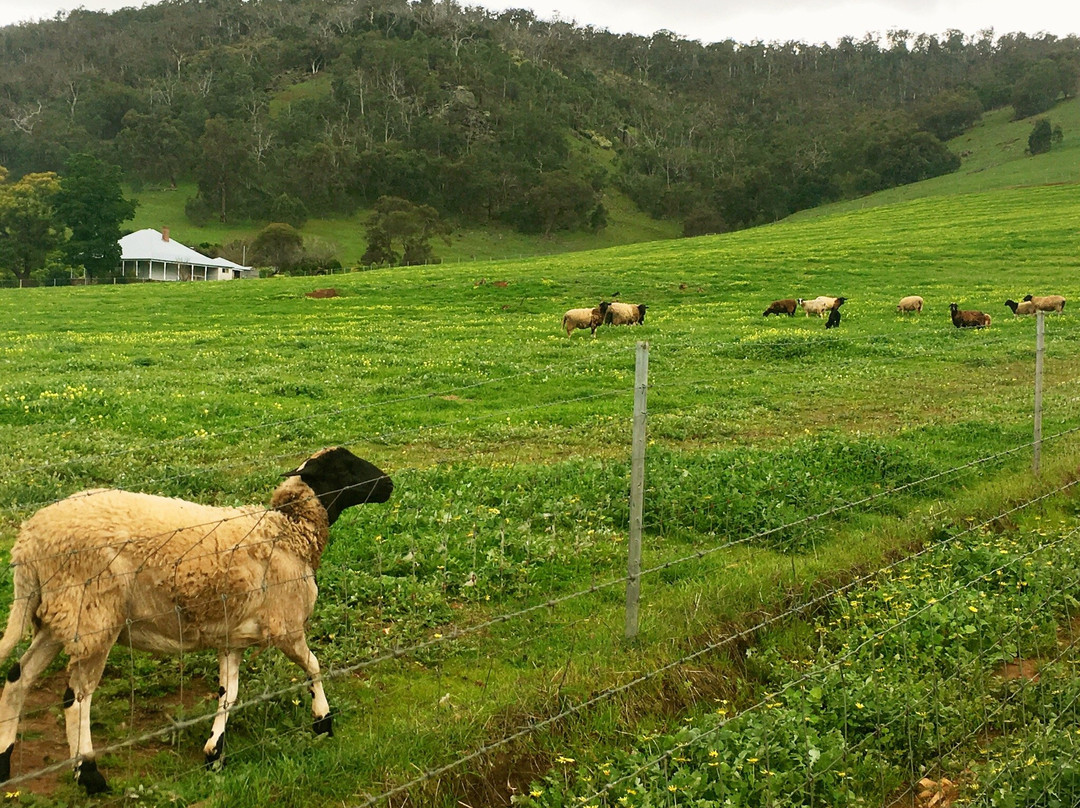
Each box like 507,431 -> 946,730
950,302 -> 991,329
763,299 -> 798,317
1023,294 -> 1066,313
0,448 -> 393,793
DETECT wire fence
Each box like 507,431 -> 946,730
0,313 -> 1078,806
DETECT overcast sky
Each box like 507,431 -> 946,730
0,0 -> 1077,45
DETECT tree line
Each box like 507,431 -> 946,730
0,0 -> 1076,255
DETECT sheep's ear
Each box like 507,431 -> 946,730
288,447 -> 393,525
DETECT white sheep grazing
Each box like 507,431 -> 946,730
799,298 -> 830,317
0,447 -> 392,794
562,302 -> 610,336
897,295 -> 924,313
604,301 -> 648,326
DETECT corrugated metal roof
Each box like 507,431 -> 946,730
119,229 -> 250,270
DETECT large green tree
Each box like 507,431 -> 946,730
361,196 -> 450,267
0,169 -> 63,282
54,153 -> 137,278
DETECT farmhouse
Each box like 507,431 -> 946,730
118,228 -> 252,281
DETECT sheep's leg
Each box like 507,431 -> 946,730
64,649 -> 112,795
277,635 -> 332,736
203,648 -> 241,768
0,632 -> 62,782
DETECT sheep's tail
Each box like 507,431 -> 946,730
0,564 -> 39,663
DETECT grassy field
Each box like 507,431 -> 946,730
2,108 -> 1080,807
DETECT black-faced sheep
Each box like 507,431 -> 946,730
1023,294 -> 1066,313
0,447 -> 393,793
762,298 -> 798,317
897,295 -> 924,313
562,302 -> 610,336
950,302 -> 991,329
604,302 -> 647,326
1005,299 -> 1037,316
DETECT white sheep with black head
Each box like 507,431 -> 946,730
0,447 -> 392,793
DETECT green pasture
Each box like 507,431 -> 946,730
2,172 -> 1080,806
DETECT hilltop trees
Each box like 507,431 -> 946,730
1,0 -> 1078,238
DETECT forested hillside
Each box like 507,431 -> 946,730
1,0 -> 1077,237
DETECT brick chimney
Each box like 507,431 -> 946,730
161,226 -> 170,242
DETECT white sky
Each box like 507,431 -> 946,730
0,0 -> 1077,45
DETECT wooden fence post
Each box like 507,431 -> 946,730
625,341 -> 649,639
1034,311 -> 1045,476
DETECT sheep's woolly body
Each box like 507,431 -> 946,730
897,295 -> 924,313
562,303 -> 608,336
1024,294 -> 1066,313
1005,299 -> 1037,316
13,480 -> 325,658
763,299 -> 798,316
0,447 -> 392,794
604,301 -> 647,326
950,303 -> 991,329
799,298 -> 829,317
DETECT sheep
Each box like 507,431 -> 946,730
604,301 -> 647,326
798,297 -> 830,318
825,307 -> 842,329
1005,299 -> 1037,316
897,295 -> 924,313
811,295 -> 843,311
762,298 -> 798,317
1023,294 -> 1066,313
563,302 -> 610,336
950,302 -> 991,329
0,447 -> 393,794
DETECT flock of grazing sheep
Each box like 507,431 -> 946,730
762,292 -> 1065,330
564,291 -> 1067,337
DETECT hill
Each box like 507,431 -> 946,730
1,0 -> 1078,278
125,96 -> 1078,267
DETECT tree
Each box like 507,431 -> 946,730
362,196 -> 450,267
54,153 -> 137,278
251,223 -> 304,273
0,169 -> 63,282
1012,60 -> 1062,119
194,117 -> 256,223
1028,118 -> 1052,155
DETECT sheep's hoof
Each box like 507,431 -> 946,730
75,759 -> 109,795
204,736 -> 225,770
0,742 -> 13,782
313,713 -> 333,737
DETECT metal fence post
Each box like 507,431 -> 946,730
1034,311 -> 1045,476
625,341 -> 649,639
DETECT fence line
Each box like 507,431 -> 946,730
577,518 -> 1080,807
5,466 -> 1077,797
356,478 -> 1080,807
